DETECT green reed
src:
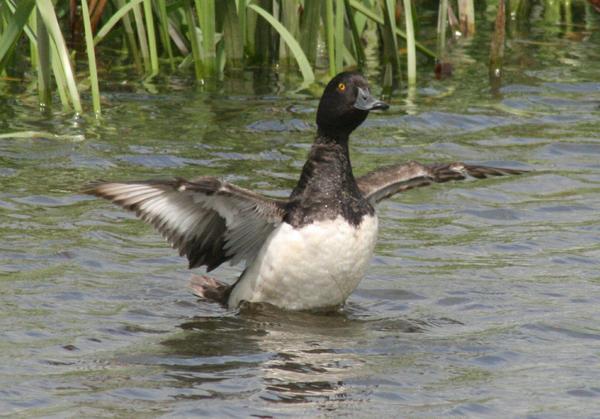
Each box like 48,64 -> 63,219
81,0 -> 100,114
0,0 -> 591,114
0,0 -> 431,112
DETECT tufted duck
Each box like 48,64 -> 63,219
85,72 -> 526,311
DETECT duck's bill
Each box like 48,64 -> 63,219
354,87 -> 389,111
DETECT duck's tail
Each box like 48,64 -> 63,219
190,275 -> 232,306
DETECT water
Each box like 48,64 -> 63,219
2,15 -> 600,418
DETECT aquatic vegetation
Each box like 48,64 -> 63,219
0,0 -> 593,113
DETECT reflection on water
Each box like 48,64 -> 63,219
1,9 -> 600,418
157,304 -> 426,406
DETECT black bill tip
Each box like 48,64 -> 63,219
354,87 -> 389,111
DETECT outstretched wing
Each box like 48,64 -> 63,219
357,161 -> 527,204
84,177 -> 287,271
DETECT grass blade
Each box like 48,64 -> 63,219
403,0 -> 416,86
94,0 -> 145,45
183,0 -> 203,79
349,0 -> 436,59
221,0 -> 243,69
132,2 -> 151,73
342,43 -> 356,66
195,0 -> 216,75
81,0 -> 101,114
245,0 -> 256,58
489,0 -> 505,92
28,7 -> 38,69
3,0 -> 73,110
563,0 -> 573,32
143,0 -> 159,76
156,0 -> 175,70
252,0 -> 275,66
382,0 -> 401,81
238,0 -> 247,55
36,8 -> 52,108
436,0 -> 448,59
3,0 -> 69,109
107,0 -> 143,71
300,0 -> 321,65
323,0 -> 348,73
248,3 -> 314,82
335,0 -> 344,71
458,0 -> 475,36
434,0 -> 453,80
344,0 -> 366,66
0,0 -> 35,72
36,0 -> 82,113
544,0 -> 560,24
50,48 -> 70,108
167,17 -> 190,55
279,0 -> 299,64
325,0 -> 335,76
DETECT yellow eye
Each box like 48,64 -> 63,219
338,82 -> 346,92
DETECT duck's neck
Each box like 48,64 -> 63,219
314,127 -> 352,145
293,131 -> 355,196
285,131 -> 373,227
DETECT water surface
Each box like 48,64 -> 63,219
1,14 -> 600,418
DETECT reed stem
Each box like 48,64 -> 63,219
81,0 -> 101,114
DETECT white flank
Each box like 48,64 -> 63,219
228,215 -> 379,310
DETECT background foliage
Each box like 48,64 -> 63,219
0,0 -> 594,114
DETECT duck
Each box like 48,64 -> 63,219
85,71 -> 526,311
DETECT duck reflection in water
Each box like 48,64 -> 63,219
158,304 -> 424,405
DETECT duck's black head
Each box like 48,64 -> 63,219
316,72 -> 388,140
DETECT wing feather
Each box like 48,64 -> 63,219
84,177 -> 286,271
357,161 -> 527,204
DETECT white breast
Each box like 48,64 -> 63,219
228,215 -> 378,310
